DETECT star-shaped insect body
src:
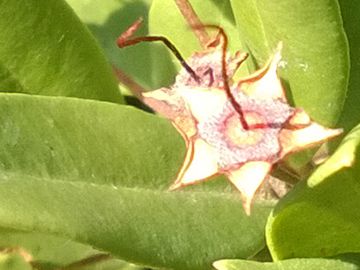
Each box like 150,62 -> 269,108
118,20 -> 342,215
144,45 -> 343,215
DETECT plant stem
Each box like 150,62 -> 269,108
174,0 -> 210,48
113,66 -> 147,99
57,253 -> 112,270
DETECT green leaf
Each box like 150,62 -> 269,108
0,175 -> 272,270
337,1 -> 360,132
213,258 -> 359,270
0,254 -> 32,270
0,94 -> 272,270
148,0 -> 250,88
229,0 -> 349,126
0,0 -> 123,103
65,0 -> 156,90
0,93 -> 183,189
266,124 -> 360,260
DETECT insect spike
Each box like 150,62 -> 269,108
138,23 -> 343,215
193,24 -> 249,130
117,18 -> 201,83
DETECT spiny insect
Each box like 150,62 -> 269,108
117,18 -> 342,215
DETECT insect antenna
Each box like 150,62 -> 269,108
117,17 -> 201,83
199,25 -> 249,130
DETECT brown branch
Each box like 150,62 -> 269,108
57,253 -> 112,270
174,0 -> 210,48
113,66 -> 147,100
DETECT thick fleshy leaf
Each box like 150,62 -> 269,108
229,0 -> 349,126
0,94 -> 272,269
149,0 -> 250,88
266,124 -> 360,260
0,93 -> 183,189
337,1 -> 360,132
65,0 -> 156,90
0,0 -> 123,102
0,175 -> 272,270
213,258 -> 359,270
